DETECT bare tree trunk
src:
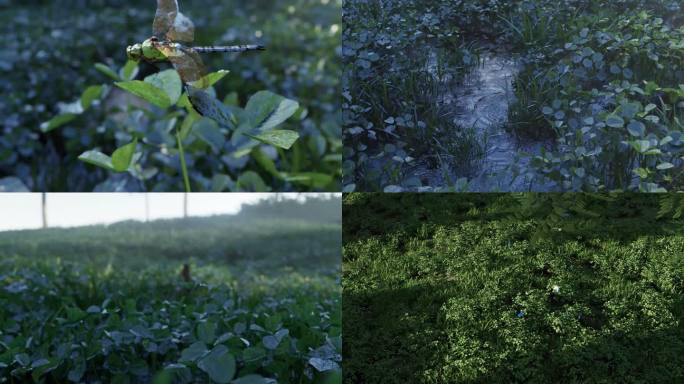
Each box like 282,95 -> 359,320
145,194 -> 150,222
41,192 -> 47,229
183,193 -> 188,218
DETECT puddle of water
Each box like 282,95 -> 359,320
408,51 -> 555,191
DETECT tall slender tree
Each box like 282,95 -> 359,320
41,192 -> 47,229
145,194 -> 150,222
183,193 -> 188,218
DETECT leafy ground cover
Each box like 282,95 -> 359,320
343,193 -> 684,383
0,198 -> 342,383
343,0 -> 684,191
0,0 -> 341,192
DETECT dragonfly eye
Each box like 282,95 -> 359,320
126,44 -> 143,61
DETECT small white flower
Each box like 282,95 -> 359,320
552,285 -> 560,293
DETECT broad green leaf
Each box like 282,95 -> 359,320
605,115 -> 625,128
152,370 -> 173,384
628,140 -> 651,153
0,177 -> 29,192
40,113 -> 77,133
78,150 -> 115,171
627,120 -> 645,137
246,130 -> 299,149
634,168 -> 650,179
284,173 -> 334,189
244,91 -> 299,132
145,69 -> 182,105
197,345 -> 236,384
197,321 -> 217,344
193,119 -> 226,153
120,60 -> 139,81
81,85 -> 104,109
66,307 -> 86,322
115,80 -> 171,108
14,353 -> 30,367
657,162 -> 674,170
223,92 -> 239,106
179,341 -> 209,363
180,112 -> 200,141
211,174 -> 233,192
262,335 -> 280,350
241,347 -> 267,363
95,63 -> 121,81
190,70 -> 230,89
111,140 -> 137,172
236,172 -> 270,192
251,149 -> 281,177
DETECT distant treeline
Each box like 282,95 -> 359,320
0,196 -> 341,273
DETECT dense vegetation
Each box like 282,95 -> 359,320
0,0 -> 341,192
343,0 -> 684,191
0,197 -> 341,383
343,193 -> 684,383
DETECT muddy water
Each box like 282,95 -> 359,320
411,51 -> 554,192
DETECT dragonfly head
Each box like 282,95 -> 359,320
126,43 -> 143,61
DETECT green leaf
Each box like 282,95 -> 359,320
66,307 -> 87,322
145,69 -> 182,105
262,335 -> 280,350
152,370 -> 173,384
246,130 -> 299,149
180,112 -> 200,141
657,162 -> 675,170
284,173 -> 334,189
179,341 -> 209,363
605,115 -> 625,128
627,120 -> 645,137
95,63 -> 121,81
120,60 -> 139,81
197,321 -> 217,344
115,80 -> 171,108
0,177 -> 29,192
190,70 -> 230,89
78,150 -> 115,171
197,345 -> 236,384
634,168 -> 650,179
193,119 -> 226,153
251,149 -> 281,177
81,85 -> 104,109
241,347 -> 267,363
40,113 -> 77,133
244,91 -> 299,132
236,172 -> 270,192
111,140 -> 137,172
211,174 -> 233,192
628,140 -> 651,154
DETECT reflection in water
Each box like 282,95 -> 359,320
413,51 -> 554,191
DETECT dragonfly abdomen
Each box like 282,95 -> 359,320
192,45 -> 265,53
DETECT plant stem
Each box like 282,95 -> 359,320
176,130 -> 191,192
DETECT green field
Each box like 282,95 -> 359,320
343,194 -> 684,383
0,197 -> 341,383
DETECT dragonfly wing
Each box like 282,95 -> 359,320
153,0 -> 179,38
167,11 -> 195,43
166,47 -> 208,89
153,0 -> 194,43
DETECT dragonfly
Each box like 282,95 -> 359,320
126,0 -> 264,90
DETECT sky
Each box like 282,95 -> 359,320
0,193 -> 317,231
